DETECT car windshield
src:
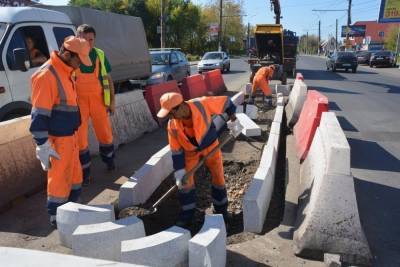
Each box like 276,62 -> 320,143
0,23 -> 7,42
356,51 -> 369,56
374,51 -> 392,56
338,52 -> 355,58
203,53 -> 223,60
151,52 -> 170,65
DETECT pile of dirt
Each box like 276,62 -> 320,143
118,101 -> 286,245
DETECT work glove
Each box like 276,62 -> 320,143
36,140 -> 60,171
174,169 -> 187,189
227,119 -> 243,138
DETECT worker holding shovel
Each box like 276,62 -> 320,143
157,92 -> 242,228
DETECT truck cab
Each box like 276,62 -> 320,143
0,7 -> 75,121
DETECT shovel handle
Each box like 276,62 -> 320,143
150,133 -> 234,210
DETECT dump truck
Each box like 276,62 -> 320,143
248,24 -> 298,85
0,6 -> 151,121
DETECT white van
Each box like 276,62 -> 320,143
0,7 -> 76,121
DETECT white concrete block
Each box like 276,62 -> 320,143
121,226 -> 191,267
286,79 -> 307,128
274,84 -> 291,96
277,93 -> 284,106
152,145 -> 171,159
244,83 -> 252,95
88,90 -> 158,154
243,166 -> 276,233
236,113 -> 261,137
324,253 -> 342,267
270,121 -> 281,135
119,180 -> 141,209
319,112 -> 351,175
231,91 -> 245,106
236,104 -> 258,120
56,202 -> 115,248
213,114 -> 228,132
259,135 -> 278,174
0,247 -> 144,267
72,216 -> 145,261
189,215 -> 226,267
273,106 -> 284,123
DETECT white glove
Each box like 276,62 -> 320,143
36,140 -> 60,171
174,169 -> 186,189
227,119 -> 243,138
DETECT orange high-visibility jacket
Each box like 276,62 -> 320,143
254,66 -> 273,81
168,96 -> 236,171
30,51 -> 81,145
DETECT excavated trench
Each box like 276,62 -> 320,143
119,98 -> 287,245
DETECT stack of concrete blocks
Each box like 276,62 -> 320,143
121,226 -> 191,266
0,116 -> 45,210
243,94 -> 284,233
235,104 -> 258,120
189,215 -> 226,267
294,112 -> 372,265
236,113 -> 261,137
56,202 -> 115,248
285,79 -> 307,128
72,216 -> 146,261
0,247 -> 144,267
119,145 -> 173,209
88,90 -> 159,154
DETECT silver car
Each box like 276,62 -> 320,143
198,51 -> 230,73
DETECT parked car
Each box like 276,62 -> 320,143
148,48 -> 190,85
369,51 -> 397,67
356,50 -> 371,65
198,51 -> 230,73
326,51 -> 358,73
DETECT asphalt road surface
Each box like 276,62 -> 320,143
297,55 -> 400,266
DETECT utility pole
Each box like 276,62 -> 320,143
218,0 -> 223,51
346,0 -> 352,50
306,31 -> 309,54
395,25 -> 400,60
336,19 -> 338,50
247,22 -> 250,51
318,20 -> 321,55
160,0 -> 165,48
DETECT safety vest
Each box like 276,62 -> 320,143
94,47 -> 111,107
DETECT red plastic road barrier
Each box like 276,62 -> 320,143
203,69 -> 227,95
180,74 -> 209,100
293,90 -> 328,161
296,73 -> 304,81
144,80 -> 181,120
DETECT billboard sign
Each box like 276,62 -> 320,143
341,25 -> 366,37
379,0 -> 400,23
208,23 -> 219,37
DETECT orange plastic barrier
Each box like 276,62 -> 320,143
293,90 -> 328,161
180,74 -> 209,100
144,80 -> 181,120
203,69 -> 227,95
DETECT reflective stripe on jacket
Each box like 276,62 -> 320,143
167,96 -> 236,170
30,51 -> 81,145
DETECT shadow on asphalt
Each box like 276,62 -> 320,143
355,80 -> 400,94
226,250 -> 272,267
224,70 -> 247,75
336,116 -> 358,132
328,101 -> 342,111
347,138 -> 400,173
314,86 -> 361,95
298,69 -> 346,81
354,177 -> 400,267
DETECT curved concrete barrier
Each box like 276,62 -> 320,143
0,247 -> 143,267
0,116 -> 43,210
285,79 -> 307,128
121,226 -> 191,267
72,216 -> 145,261
88,90 -> 158,153
119,145 -> 173,209
294,112 -> 371,265
57,202 -> 115,248
189,214 -> 226,267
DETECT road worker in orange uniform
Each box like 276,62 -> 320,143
30,36 -> 91,226
75,24 -> 116,186
157,92 -> 242,227
250,65 -> 275,105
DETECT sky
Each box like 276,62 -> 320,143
41,0 -> 382,40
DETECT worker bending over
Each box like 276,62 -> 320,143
75,24 -> 116,186
30,36 -> 91,226
250,65 -> 275,105
157,92 -> 242,227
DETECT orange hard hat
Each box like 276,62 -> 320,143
157,92 -> 184,118
63,36 -> 91,66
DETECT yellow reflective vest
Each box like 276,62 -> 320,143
94,47 -> 111,107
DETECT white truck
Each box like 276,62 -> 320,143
0,6 -> 151,121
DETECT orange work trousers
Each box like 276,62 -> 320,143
47,133 -> 82,215
252,76 -> 272,97
182,140 -> 225,189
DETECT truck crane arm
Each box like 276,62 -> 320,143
270,0 -> 281,24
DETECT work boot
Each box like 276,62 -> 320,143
107,160 -> 116,171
